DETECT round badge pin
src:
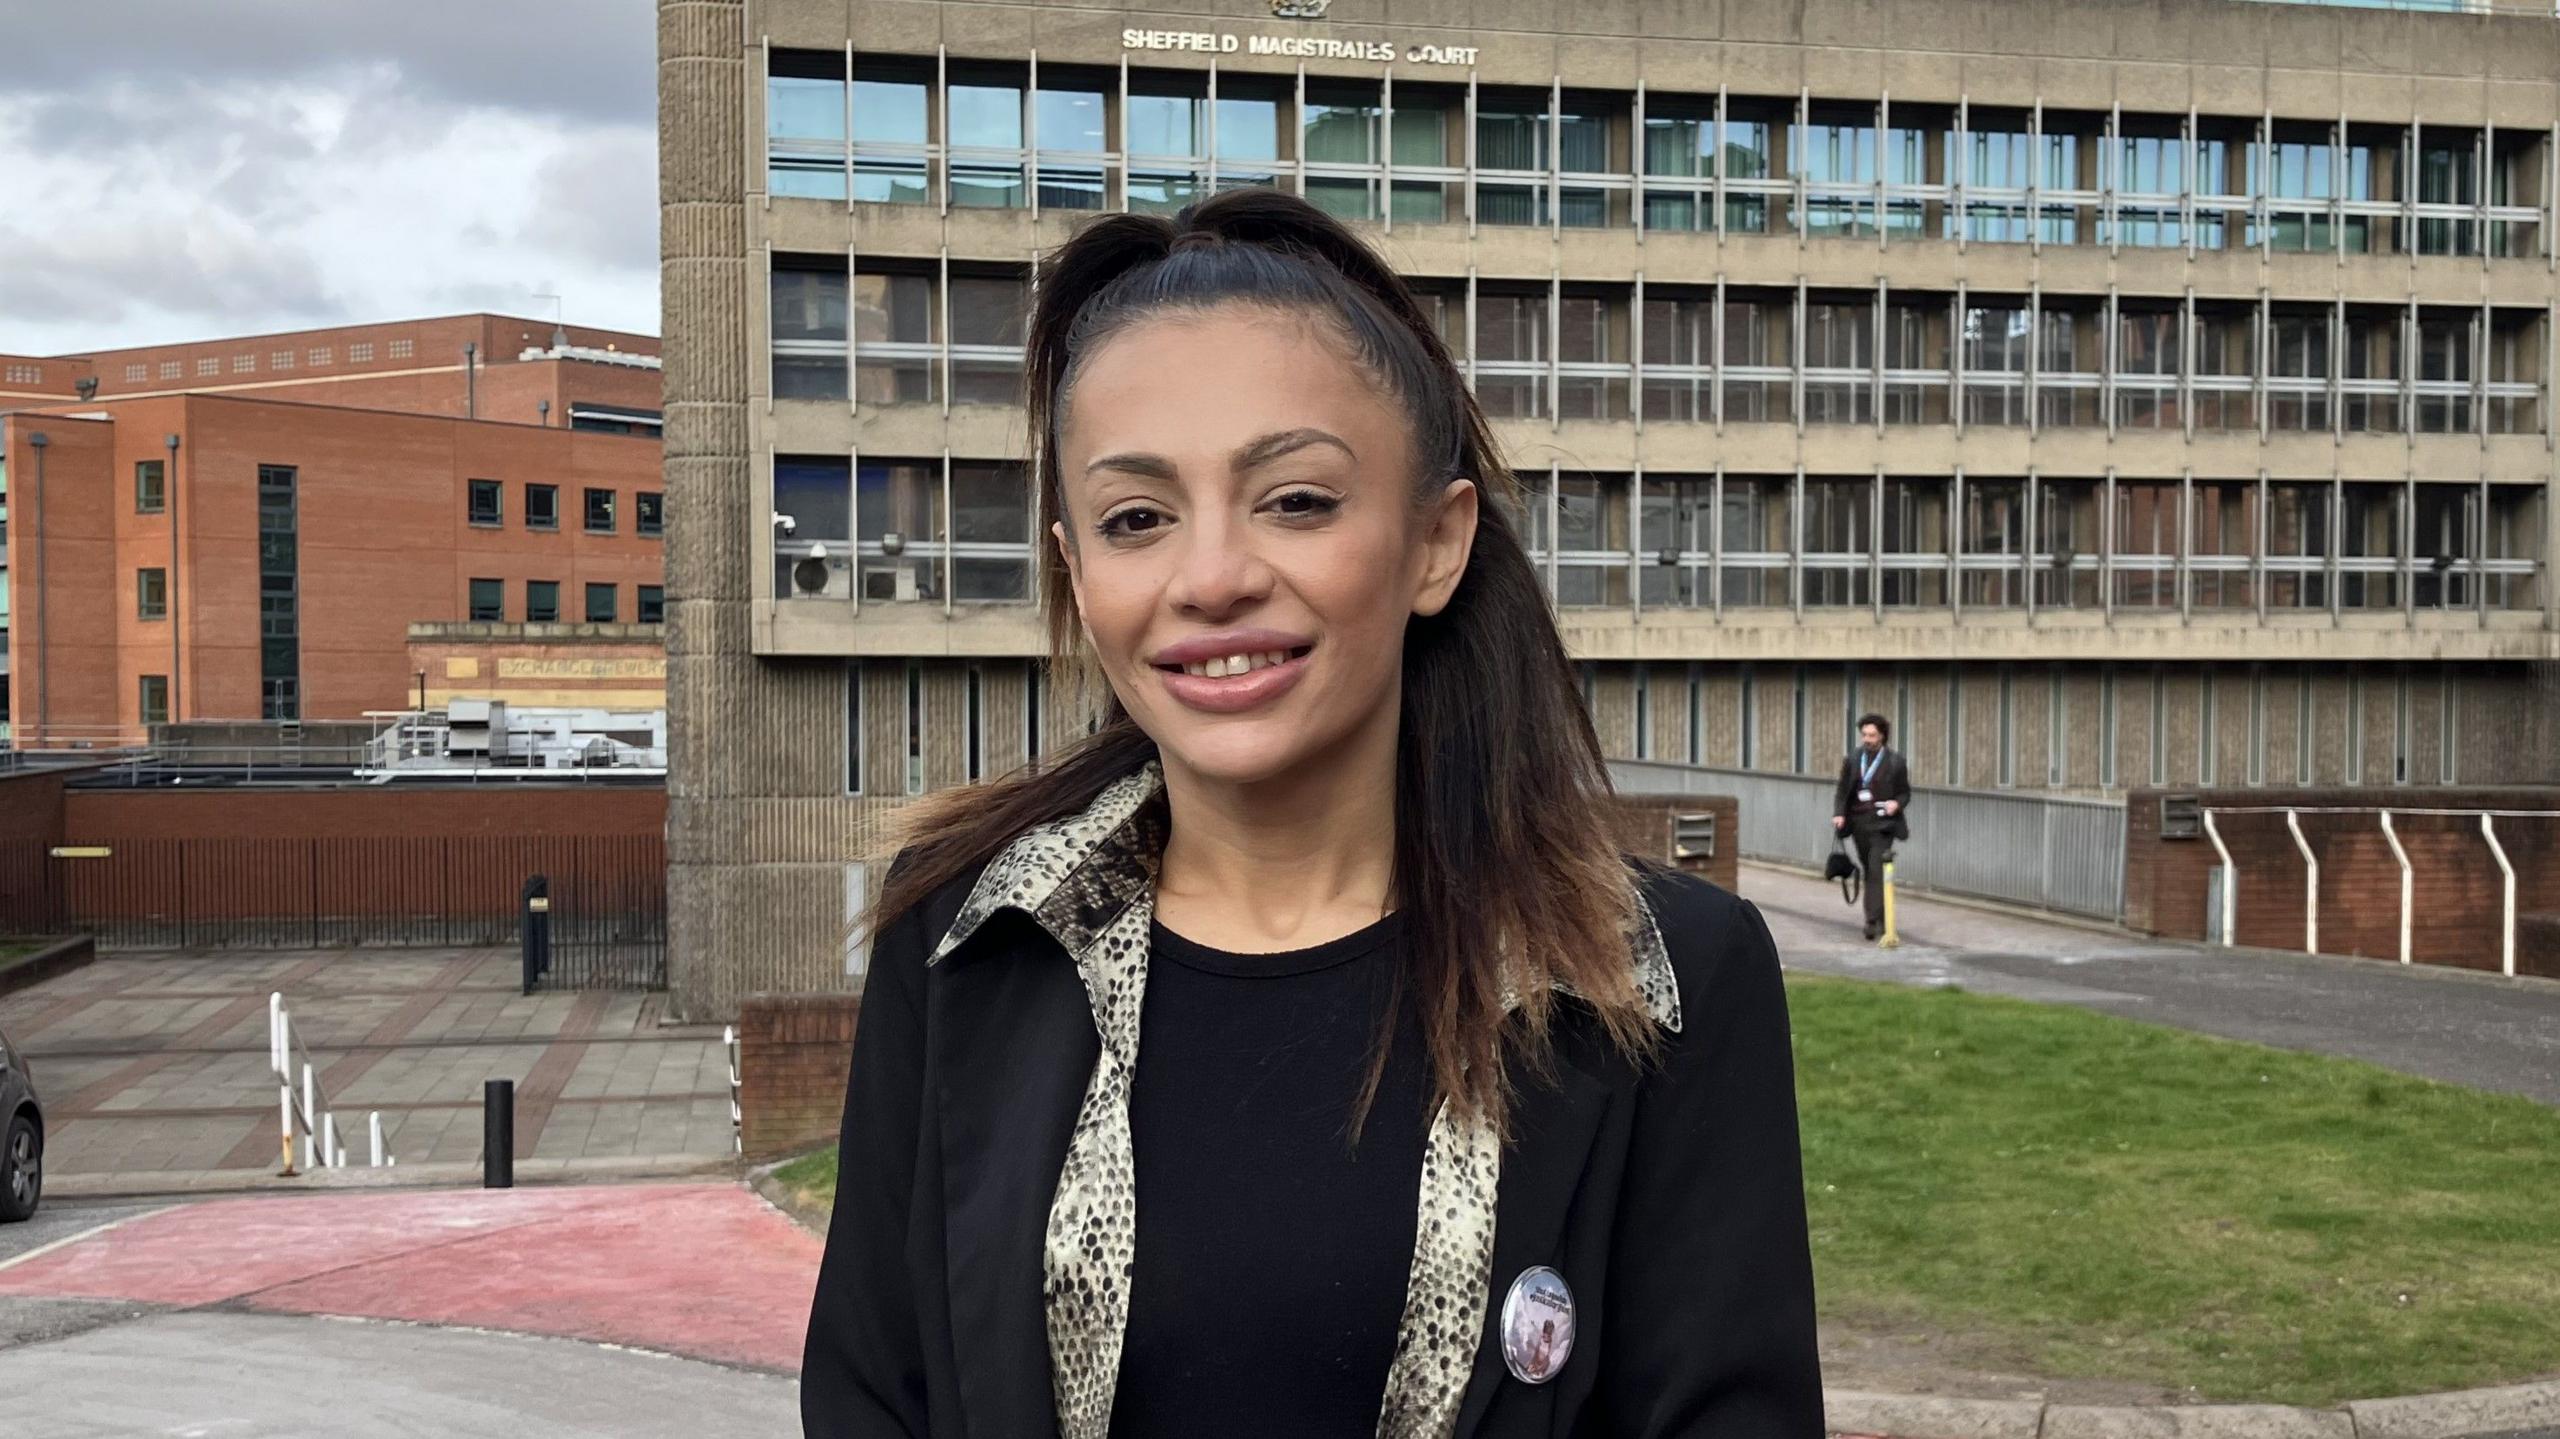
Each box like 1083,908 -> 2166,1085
1499,1265 -> 1576,1385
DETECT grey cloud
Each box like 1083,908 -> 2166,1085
4,0 -> 653,127
516,123 -> 660,275
0,224 -> 345,331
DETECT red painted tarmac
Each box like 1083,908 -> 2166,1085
0,1182 -> 823,1372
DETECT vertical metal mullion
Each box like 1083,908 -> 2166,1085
1028,50 -> 1040,222
2026,468 -> 2041,620
938,247 -> 951,418
1790,465 -> 1805,619
1952,283 -> 1967,437
2102,468 -> 2117,622
1630,465 -> 1645,618
2258,287 -> 2273,443
1792,277 -> 1807,434
2181,287 -> 2196,442
1550,75 -> 1563,238
2329,473 -> 2343,623
1466,266 -> 1479,388
941,450 -> 955,617
1869,464 -> 1884,622
1711,272 -> 1727,430
1712,84 -> 1728,238
2475,297 -> 2491,440
2405,119 -> 2420,257
1872,275 -> 1887,435
1710,465 -> 1725,618
1294,63 -> 1307,198
2103,283 -> 2119,438
2105,101 -> 2121,254
1875,92 -> 1890,251
2178,468 -> 2194,622
2402,301 -> 2418,442
842,40 -> 855,217
2025,279 -> 2040,435
1382,68 -> 1396,233
2261,107 -> 2276,258
1951,465 -> 1967,623
2183,105 -> 2198,259
1632,270 -> 1647,436
844,242 -> 858,419
1794,87 -> 1810,245
2475,473 -> 2491,624
1207,59 -> 1219,191
1465,72 -> 1478,237
2334,113 -> 2348,260
1548,269 -> 1562,428
2256,469 -> 2270,624
2030,98 -> 2044,255
2401,475 -> 2416,623
936,45 -> 949,215
1955,94 -> 1970,254
1547,461 -> 1562,594
2477,126 -> 2491,268
2332,295 -> 2347,441
1632,80 -> 1647,243
761,247 -> 776,418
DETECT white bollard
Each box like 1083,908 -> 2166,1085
278,1085 -> 297,1175
370,1111 -> 386,1168
301,1063 -> 317,1171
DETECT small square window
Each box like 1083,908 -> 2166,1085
309,347 -> 331,366
124,363 -> 147,382
584,487 -> 616,533
467,478 -> 502,526
135,460 -> 166,513
197,358 -> 220,377
389,338 -> 414,359
585,582 -> 618,623
138,567 -> 168,620
526,579 -> 560,623
271,350 -> 294,371
139,674 -> 170,726
350,342 -> 374,362
637,584 -> 665,623
469,577 -> 505,621
635,490 -> 664,537
233,355 -> 255,373
526,483 -> 559,530
158,361 -> 181,380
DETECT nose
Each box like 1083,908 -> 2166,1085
1165,506 -> 1274,621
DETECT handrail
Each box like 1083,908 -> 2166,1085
270,991 -> 393,1174
2203,809 -> 2237,947
724,1024 -> 743,1157
2377,812 -> 2413,966
2480,816 -> 2517,980
2283,808 -> 2318,955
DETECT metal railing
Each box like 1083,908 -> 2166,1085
1610,760 -> 2128,921
2201,805 -> 2557,978
271,991 -> 393,1174
724,1025 -> 743,1158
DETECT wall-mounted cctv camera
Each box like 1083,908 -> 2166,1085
771,510 -> 797,536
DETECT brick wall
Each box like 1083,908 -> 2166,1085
1610,794 -> 1742,895
736,992 -> 861,1162
2125,787 -> 2560,977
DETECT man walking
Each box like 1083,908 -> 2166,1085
1832,714 -> 1912,942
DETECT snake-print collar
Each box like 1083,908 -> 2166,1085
930,761 -> 1680,1438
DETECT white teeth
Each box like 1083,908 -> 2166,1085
1174,649 -> 1299,679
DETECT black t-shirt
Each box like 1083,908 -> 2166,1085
1108,911 -> 1432,1439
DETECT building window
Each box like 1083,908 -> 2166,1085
844,660 -> 864,795
350,343 -> 374,363
137,567 -> 168,620
139,674 -> 169,727
526,580 -> 560,623
637,584 -> 664,624
584,487 -> 616,533
1790,666 -> 1809,775
636,490 -> 663,537
135,460 -> 165,513
196,358 -> 219,377
526,483 -> 559,530
259,465 -> 300,720
468,479 -> 502,526
1738,665 -> 1757,769
124,363 -> 147,382
966,665 -> 984,782
389,338 -> 413,359
951,461 -> 1031,600
271,350 -> 294,371
772,254 -> 850,401
1687,664 -> 1704,765
158,361 -> 180,380
233,355 -> 254,374
469,578 -> 505,622
585,582 -> 617,623
1634,668 -> 1652,759
2100,667 -> 2119,790
309,347 -> 331,366
906,660 -> 924,794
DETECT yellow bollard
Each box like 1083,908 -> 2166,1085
1878,858 -> 1901,949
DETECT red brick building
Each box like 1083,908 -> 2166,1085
0,316 -> 665,745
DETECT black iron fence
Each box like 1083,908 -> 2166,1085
0,836 -> 666,988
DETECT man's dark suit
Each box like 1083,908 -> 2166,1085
1832,747 -> 1913,938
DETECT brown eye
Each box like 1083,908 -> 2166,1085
1100,506 -> 1166,539
1268,490 -> 1339,519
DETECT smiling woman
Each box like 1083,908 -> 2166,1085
801,189 -> 1823,1439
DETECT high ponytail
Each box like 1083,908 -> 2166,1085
867,188 -> 1653,1139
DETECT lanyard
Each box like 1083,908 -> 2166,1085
1859,749 -> 1882,787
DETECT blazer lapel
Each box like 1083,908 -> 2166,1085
933,929 -> 1096,1439
1450,1053 -> 1618,1438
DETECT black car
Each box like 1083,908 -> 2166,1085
0,1023 -> 41,1221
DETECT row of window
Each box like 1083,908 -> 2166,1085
767,51 -> 2549,258
110,339 -> 412,386
841,658 -> 1046,796
467,578 -> 665,625
465,479 -> 664,536
770,262 -> 2545,434
769,455 -> 2546,615
1612,661 -> 2462,791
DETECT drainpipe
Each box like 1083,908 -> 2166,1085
166,432 -> 182,726
27,431 -> 46,746
463,342 -> 478,419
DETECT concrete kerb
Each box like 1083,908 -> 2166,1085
1827,1382 -> 2560,1439
47,1152 -> 741,1201
1740,860 -> 2138,941
0,934 -> 96,998
744,1150 -> 832,1235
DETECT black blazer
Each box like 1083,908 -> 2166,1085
801,860 -> 1823,1438
1832,748 -> 1912,842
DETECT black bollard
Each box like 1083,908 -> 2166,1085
483,1078 -> 515,1189
519,874 -> 550,995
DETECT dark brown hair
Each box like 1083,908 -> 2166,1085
866,188 -> 1653,1136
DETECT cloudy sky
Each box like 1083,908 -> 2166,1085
0,0 -> 658,358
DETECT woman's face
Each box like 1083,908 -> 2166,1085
1052,303 -> 1476,789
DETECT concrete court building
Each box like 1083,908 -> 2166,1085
659,0 -> 2560,1016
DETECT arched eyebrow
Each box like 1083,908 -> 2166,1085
1081,426 -> 1357,484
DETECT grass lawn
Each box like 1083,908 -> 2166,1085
768,976 -> 2560,1405
1793,976 -> 2560,1405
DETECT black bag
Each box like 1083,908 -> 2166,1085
1824,836 -> 1861,905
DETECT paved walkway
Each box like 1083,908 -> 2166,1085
0,949 -> 736,1186
0,1182 -> 812,1437
1744,864 -> 2560,1107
